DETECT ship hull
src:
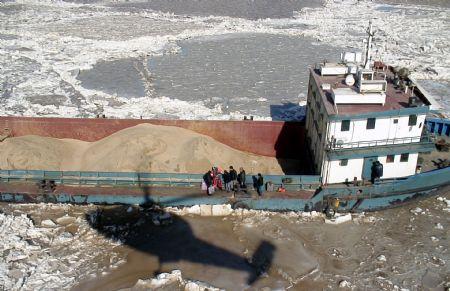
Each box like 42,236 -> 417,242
1,167 -> 448,212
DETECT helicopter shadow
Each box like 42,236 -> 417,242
85,183 -> 276,286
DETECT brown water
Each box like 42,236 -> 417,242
1,189 -> 449,290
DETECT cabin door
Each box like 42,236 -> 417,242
362,156 -> 378,180
388,118 -> 400,141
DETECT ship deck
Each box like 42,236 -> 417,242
310,67 -> 431,117
0,181 -> 316,201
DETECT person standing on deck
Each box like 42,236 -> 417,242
256,173 -> 264,196
223,170 -> 231,192
229,166 -> 238,192
238,167 -> 246,192
203,170 -> 213,195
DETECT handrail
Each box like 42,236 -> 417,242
320,166 -> 450,200
326,133 -> 432,150
0,169 -> 322,190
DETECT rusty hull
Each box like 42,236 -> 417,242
0,116 -> 305,158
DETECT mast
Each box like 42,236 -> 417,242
364,20 -> 374,69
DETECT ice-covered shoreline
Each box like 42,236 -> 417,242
0,0 -> 448,119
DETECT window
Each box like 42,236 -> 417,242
366,118 -> 376,129
408,115 -> 417,126
386,155 -> 395,163
400,153 -> 409,162
393,119 -> 398,124
341,120 -> 350,131
339,159 -> 348,166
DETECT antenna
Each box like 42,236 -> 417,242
364,20 -> 375,69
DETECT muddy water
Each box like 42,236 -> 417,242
73,190 -> 450,290
1,189 -> 449,290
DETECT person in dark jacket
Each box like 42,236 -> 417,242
203,170 -> 213,195
229,166 -> 238,192
223,170 -> 231,192
256,173 -> 264,196
238,167 -> 246,191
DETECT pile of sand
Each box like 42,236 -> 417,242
0,124 -> 291,174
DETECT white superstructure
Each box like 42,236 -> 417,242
306,22 -> 434,184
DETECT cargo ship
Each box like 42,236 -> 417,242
0,22 -> 449,213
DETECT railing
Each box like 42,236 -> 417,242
317,166 -> 450,201
0,170 -> 322,191
326,133 -> 432,150
426,117 -> 450,137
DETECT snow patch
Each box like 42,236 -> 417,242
125,270 -> 223,290
325,213 -> 352,224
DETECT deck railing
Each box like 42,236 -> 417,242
326,132 -> 433,151
319,166 -> 450,201
426,117 -> 450,137
0,170 -> 322,191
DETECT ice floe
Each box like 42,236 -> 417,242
0,212 -> 123,290
0,0 -> 448,119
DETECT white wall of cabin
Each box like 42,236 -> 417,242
378,153 -> 418,179
323,158 -> 364,184
328,114 -> 426,144
323,153 -> 419,184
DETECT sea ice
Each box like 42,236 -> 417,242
1,0 -> 447,119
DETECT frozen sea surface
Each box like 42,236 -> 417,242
81,33 -> 340,118
110,0 -> 322,20
149,33 -> 339,118
0,0 -> 448,119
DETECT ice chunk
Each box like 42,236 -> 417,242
187,205 -> 201,215
430,236 -> 439,242
56,216 -> 76,226
211,205 -> 232,216
339,280 -> 352,288
325,213 -> 352,224
377,255 -> 387,262
410,207 -> 424,215
41,219 -> 57,228
200,205 -> 213,216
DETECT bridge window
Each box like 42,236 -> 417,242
386,155 -> 395,163
400,153 -> 409,162
408,115 -> 417,126
339,159 -> 348,166
366,118 -> 376,129
341,120 -> 350,131
393,118 -> 398,124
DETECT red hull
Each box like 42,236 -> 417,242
0,117 -> 305,158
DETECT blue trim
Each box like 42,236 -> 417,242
328,106 -> 430,121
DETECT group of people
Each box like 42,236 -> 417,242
202,166 -> 265,196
